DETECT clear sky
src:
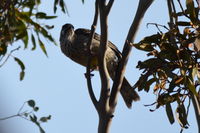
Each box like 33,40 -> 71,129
0,0 -> 198,133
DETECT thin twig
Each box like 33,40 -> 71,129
0,46 -> 21,67
0,55 -> 4,62
186,97 -> 191,119
18,101 -> 26,114
0,114 -> 19,121
147,23 -> 169,31
85,0 -> 99,111
171,0 -> 178,23
177,0 -> 190,19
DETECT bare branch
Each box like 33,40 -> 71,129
106,0 -> 114,14
0,46 -> 21,68
85,0 -> 100,110
0,114 -> 19,121
98,0 -> 111,107
146,23 -> 170,32
109,0 -> 154,108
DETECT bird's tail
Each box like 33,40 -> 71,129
120,78 -> 140,108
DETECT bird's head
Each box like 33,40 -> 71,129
60,23 -> 75,43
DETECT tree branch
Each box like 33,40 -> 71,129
96,1 -> 116,133
98,0 -> 111,108
191,93 -> 200,132
0,46 -> 21,67
0,114 -> 19,121
106,0 -> 114,14
85,0 -> 99,111
109,0 -> 154,108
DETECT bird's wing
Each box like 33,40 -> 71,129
75,28 -> 122,59
75,28 -> 101,41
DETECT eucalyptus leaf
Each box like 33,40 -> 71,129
14,57 -> 25,70
187,77 -> 198,96
28,100 -> 36,108
31,34 -> 36,50
39,39 -> 48,57
166,103 -> 175,124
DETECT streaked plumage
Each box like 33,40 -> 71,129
60,23 -> 140,108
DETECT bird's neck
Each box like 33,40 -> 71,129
60,33 -> 76,57
65,33 -> 75,44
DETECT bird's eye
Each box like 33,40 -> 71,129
62,29 -> 66,35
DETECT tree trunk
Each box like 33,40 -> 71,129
98,114 -> 113,133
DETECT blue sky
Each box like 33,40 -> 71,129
0,0 -> 198,133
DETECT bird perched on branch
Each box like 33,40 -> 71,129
59,23 -> 140,108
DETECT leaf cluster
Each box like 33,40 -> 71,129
0,100 -> 51,133
133,0 -> 200,129
27,100 -> 51,133
0,0 -> 67,80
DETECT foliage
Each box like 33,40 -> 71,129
0,100 -> 51,133
133,0 -> 200,130
0,0 -> 67,80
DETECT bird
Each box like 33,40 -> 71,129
59,23 -> 140,108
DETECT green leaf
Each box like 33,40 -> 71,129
168,80 -> 176,91
31,34 -> 36,50
166,103 -> 175,124
34,107 -> 39,112
144,78 -> 156,92
134,74 -> 149,91
40,117 -> 48,122
30,114 -> 37,123
22,33 -> 29,49
47,115 -> 51,120
53,0 -> 59,13
82,0 -> 84,4
24,113 -> 29,117
14,57 -> 25,70
141,34 -> 162,43
14,57 -> 25,80
187,77 -> 198,96
36,0 -> 41,4
174,76 -> 184,85
20,71 -> 25,81
191,67 -> 197,80
36,12 -> 46,18
39,27 -> 56,44
157,94 -> 175,105
137,58 -> 162,70
176,21 -> 191,26
176,104 -> 189,128
45,25 -> 54,29
36,12 -> 57,19
0,44 -> 7,55
133,43 -> 154,52
40,115 -> 51,123
14,19 -> 28,49
59,0 -> 68,14
38,39 -> 48,57
28,100 -> 35,108
44,15 -> 57,19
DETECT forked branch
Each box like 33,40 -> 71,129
109,0 -> 154,109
